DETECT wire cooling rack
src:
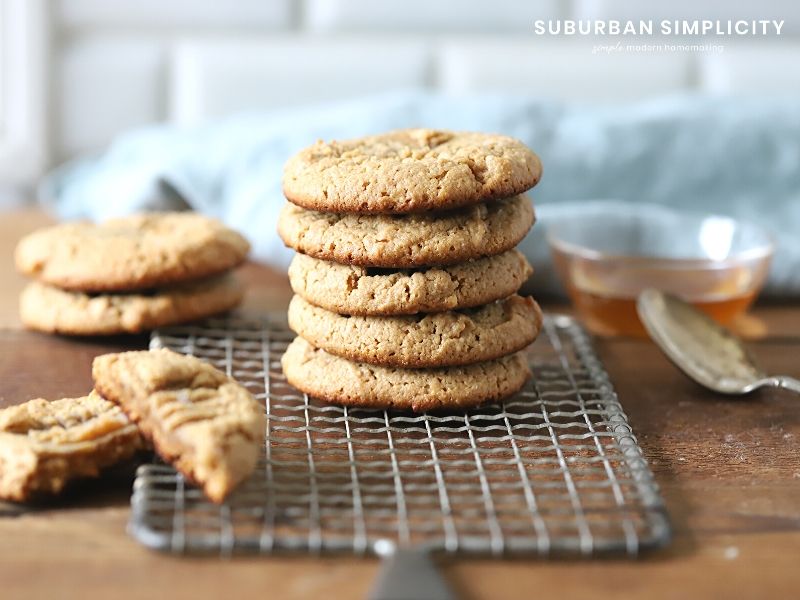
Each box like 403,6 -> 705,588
131,313 -> 670,557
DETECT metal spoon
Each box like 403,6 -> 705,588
636,288 -> 800,395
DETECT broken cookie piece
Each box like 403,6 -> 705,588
0,391 -> 143,502
92,348 -> 265,503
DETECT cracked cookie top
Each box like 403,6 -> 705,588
278,194 -> 535,268
281,337 -> 531,412
288,250 -> 533,316
288,294 -> 543,368
92,348 -> 264,503
20,273 -> 244,336
282,129 -> 542,214
0,391 -> 143,501
15,212 -> 250,292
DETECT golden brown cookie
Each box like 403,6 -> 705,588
283,129 -> 542,213
92,349 -> 264,503
281,337 -> 530,412
288,294 -> 542,368
278,195 -> 534,268
288,250 -> 532,316
15,212 -> 250,292
0,391 -> 143,502
20,273 -> 244,336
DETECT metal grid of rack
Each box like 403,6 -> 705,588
130,314 -> 670,557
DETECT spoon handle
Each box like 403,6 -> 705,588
768,376 -> 800,395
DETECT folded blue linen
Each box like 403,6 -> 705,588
40,91 -> 800,296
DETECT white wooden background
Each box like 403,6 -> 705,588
1,0 -> 799,200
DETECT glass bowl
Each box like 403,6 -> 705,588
546,202 -> 774,337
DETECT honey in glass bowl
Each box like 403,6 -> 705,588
546,202 -> 774,337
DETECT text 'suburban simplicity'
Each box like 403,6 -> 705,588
534,19 -> 785,36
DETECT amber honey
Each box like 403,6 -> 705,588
546,203 -> 774,338
552,248 -> 765,338
567,286 -> 757,337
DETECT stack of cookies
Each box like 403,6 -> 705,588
14,212 -> 250,335
278,129 -> 544,412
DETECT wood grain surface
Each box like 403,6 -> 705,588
1,211 -> 799,600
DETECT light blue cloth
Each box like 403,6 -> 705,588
40,91 -> 800,296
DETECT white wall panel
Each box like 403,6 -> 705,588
700,43 -> 800,93
57,37 -> 165,157
0,0 -> 47,184
170,37 -> 430,125
56,0 -> 292,30
439,40 -> 693,102
306,0 -> 562,32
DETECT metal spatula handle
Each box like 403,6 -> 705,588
368,549 -> 456,600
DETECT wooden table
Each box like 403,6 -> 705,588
1,211 -> 799,600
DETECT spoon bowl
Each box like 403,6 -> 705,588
636,289 -> 800,395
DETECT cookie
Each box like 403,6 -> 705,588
15,212 -> 250,292
283,129 -> 542,214
288,250 -> 532,316
278,194 -> 534,268
92,349 -> 264,503
288,294 -> 542,368
0,391 -> 143,502
20,273 -> 244,336
281,337 -> 530,412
